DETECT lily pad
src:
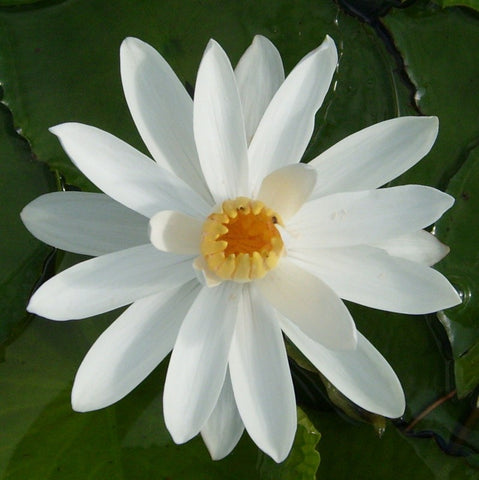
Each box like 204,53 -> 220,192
384,0 -> 479,397
0,0 -> 414,190
0,313 -> 261,479
435,146 -> 479,397
436,0 -> 479,10
258,408 -> 321,480
310,409 -> 473,479
0,94 -> 53,344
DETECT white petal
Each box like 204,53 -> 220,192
373,230 -> 449,266
163,282 -> 241,443
192,256 -> 222,288
229,285 -> 296,462
21,192 -> 148,256
289,245 -> 461,314
289,185 -> 454,249
279,315 -> 405,418
27,245 -> 195,320
201,370 -> 244,460
257,164 -> 317,221
257,259 -> 357,350
248,35 -> 337,193
50,123 -> 211,218
72,280 -> 200,412
149,210 -> 202,255
194,40 -> 249,202
120,38 -> 211,202
310,116 -> 439,198
234,35 -> 284,144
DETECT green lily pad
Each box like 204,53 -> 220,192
0,283 -> 325,479
258,408 -> 321,480
435,146 -> 479,397
0,313 -> 261,479
384,0 -> 479,397
436,0 -> 479,11
0,0 -> 414,191
0,94 -> 53,344
310,409 -> 473,479
385,2 -> 479,190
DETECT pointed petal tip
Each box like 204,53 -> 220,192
25,297 -> 37,316
252,34 -> 275,48
319,34 -> 338,58
49,122 -> 82,138
417,114 -> 438,130
71,396 -> 89,413
202,428 -> 243,461
121,36 -> 139,47
407,114 -> 439,140
26,291 -> 66,321
26,289 -> 53,320
71,386 -> 103,413
447,287 -> 463,309
164,415 -> 198,445
428,114 -> 439,128
120,36 -> 149,59
442,190 -> 455,210
71,380 -> 94,413
48,123 -> 65,136
205,38 -> 221,53
267,436 -> 295,463
390,395 -> 406,419
323,34 -> 335,46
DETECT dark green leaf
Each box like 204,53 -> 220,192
0,315 -> 261,479
310,410 -> 473,479
258,408 -> 321,480
435,146 -> 479,397
384,0 -> 479,399
0,98 -> 53,344
385,2 -> 479,189
435,0 -> 479,11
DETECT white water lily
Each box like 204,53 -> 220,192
21,35 -> 461,462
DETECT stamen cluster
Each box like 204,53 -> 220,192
200,197 -> 284,281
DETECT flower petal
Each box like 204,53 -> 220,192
279,315 -> 405,418
120,38 -> 211,202
229,285 -> 296,462
21,192 -> 148,256
374,230 -> 449,266
248,35 -> 337,193
163,282 -> 240,443
50,123 -> 211,218
72,280 -> 200,412
289,185 -> 454,248
257,259 -> 357,350
310,116 -> 439,198
201,370 -> 244,460
194,40 -> 249,202
27,245 -> 195,320
257,164 -> 317,221
289,245 -> 461,314
149,210 -> 202,255
234,35 -> 284,144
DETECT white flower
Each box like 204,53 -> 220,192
21,35 -> 461,463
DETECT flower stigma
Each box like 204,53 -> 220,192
200,197 -> 284,282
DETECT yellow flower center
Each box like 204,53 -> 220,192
200,197 -> 284,282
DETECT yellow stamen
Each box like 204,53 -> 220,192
200,196 -> 284,281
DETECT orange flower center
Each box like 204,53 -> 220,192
200,197 -> 284,281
